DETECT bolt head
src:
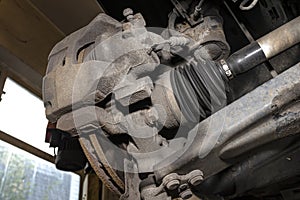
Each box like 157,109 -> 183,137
123,8 -> 133,17
180,189 -> 193,199
166,179 -> 180,190
189,175 -> 203,186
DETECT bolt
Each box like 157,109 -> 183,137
165,179 -> 180,190
123,8 -> 134,21
179,183 -> 189,191
163,173 -> 180,190
188,170 -> 204,186
180,189 -> 193,199
145,108 -> 159,126
189,175 -> 203,186
123,8 -> 133,17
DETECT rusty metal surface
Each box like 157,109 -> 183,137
79,137 -> 124,196
220,101 -> 300,159
177,16 -> 230,61
119,160 -> 141,200
43,14 -> 122,122
257,16 -> 300,59
154,61 -> 300,181
57,106 -> 126,136
42,5 -> 300,199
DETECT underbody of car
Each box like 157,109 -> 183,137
42,0 -> 300,199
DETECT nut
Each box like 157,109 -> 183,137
166,179 -> 180,190
123,8 -> 133,17
189,175 -> 203,186
162,173 -> 180,190
188,170 -> 204,186
179,183 -> 189,191
180,189 -> 193,199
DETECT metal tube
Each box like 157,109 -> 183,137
224,16 -> 300,77
257,16 -> 300,59
225,41 -> 266,76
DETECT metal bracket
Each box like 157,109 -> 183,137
119,159 -> 141,200
170,0 -> 203,27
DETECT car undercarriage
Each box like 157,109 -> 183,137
42,0 -> 300,199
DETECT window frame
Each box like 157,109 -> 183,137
0,75 -> 84,199
0,69 -> 7,102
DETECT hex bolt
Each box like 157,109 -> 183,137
180,189 -> 193,199
163,173 -> 180,190
179,183 -> 189,191
123,8 -> 133,17
123,8 -> 134,21
189,175 -> 204,186
188,170 -> 204,186
165,179 -> 180,190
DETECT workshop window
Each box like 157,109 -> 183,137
0,78 -> 80,200
0,78 -> 51,154
0,140 -> 80,200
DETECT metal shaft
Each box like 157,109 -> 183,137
257,16 -> 300,59
225,16 -> 300,77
